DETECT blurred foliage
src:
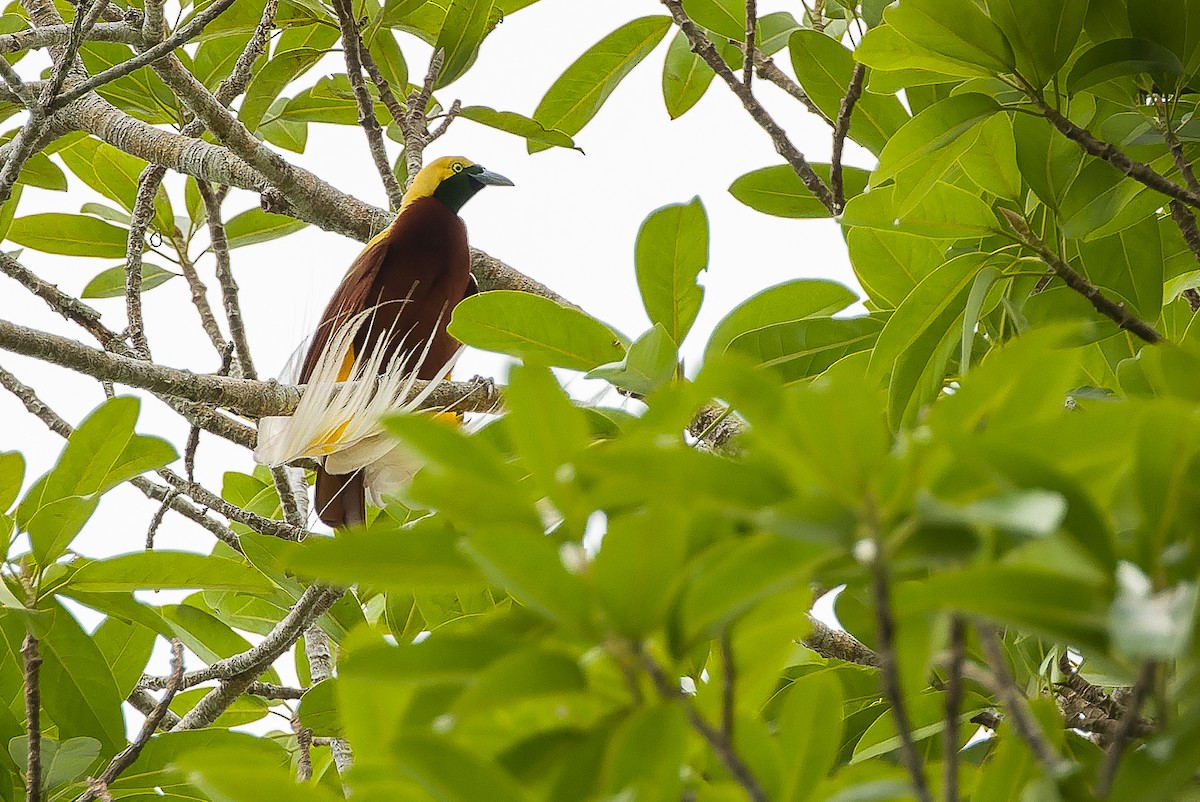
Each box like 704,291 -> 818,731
6,0 -> 1200,800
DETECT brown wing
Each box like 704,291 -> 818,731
308,197 -> 474,528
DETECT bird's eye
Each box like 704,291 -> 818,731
452,162 -> 464,173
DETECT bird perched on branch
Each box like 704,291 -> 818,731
255,156 -> 513,528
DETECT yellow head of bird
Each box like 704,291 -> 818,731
401,156 -> 513,213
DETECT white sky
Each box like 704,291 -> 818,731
0,0 -> 865,725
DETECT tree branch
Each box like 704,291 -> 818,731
79,641 -> 184,802
977,627 -> 1066,775
0,317 -> 504,419
999,208 -> 1162,343
662,0 -> 834,213
831,62 -> 865,212
51,0 -> 238,110
1096,661 -> 1156,797
0,362 -> 243,550
22,633 -> 42,802
330,0 -> 404,209
866,529 -> 933,802
943,617 -> 966,802
643,652 -> 767,802
1022,85 -> 1200,211
197,180 -> 255,378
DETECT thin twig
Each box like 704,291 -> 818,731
943,617 -> 966,802
831,62 -> 865,211
170,587 -> 343,731
402,49 -> 445,188
999,208 -> 1162,343
866,529 -> 934,802
330,0 -> 404,209
294,718 -> 313,782
1096,661 -> 1156,797
157,470 -> 310,541
662,0 -> 834,213
0,362 -> 242,549
144,490 -> 174,549
1020,83 -> 1200,211
977,627 -> 1065,775
51,0 -> 238,110
126,690 -> 182,731
359,46 -> 407,128
197,181 -> 255,378
23,633 -> 42,802
720,629 -> 736,742
125,164 -> 164,359
78,641 -> 184,802
742,0 -> 755,89
643,653 -> 767,802
176,250 -> 229,360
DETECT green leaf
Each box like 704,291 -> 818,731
82,263 -> 178,299
176,745 -> 344,802
452,647 -> 587,718
529,16 -> 671,153
1075,216 -> 1163,319
883,0 -> 1015,75
898,565 -> 1110,650
0,451 -> 23,511
1109,562 -> 1196,660
777,671 -> 843,802
634,197 -> 707,345
17,153 -> 68,192
38,600 -> 126,751
17,397 -> 175,564
1013,111 -> 1087,211
587,324 -> 679,396
604,705 -> 688,802
57,136 -> 173,233
92,617 -> 156,698
448,290 -> 626,371
961,264 -> 997,372
1067,38 -> 1184,93
1130,0 -> 1200,78
705,279 -> 859,362
988,0 -> 1087,87
682,0 -> 745,41
385,415 -> 543,531
662,30 -> 716,119
391,736 -> 528,802
503,362 -> 590,522
223,207 -> 308,248
285,522 -> 484,590
727,316 -> 883,385
459,527 -> 589,629
239,47 -> 325,131
593,508 -> 687,638
841,182 -> 999,239
435,0 -> 497,87
729,163 -> 870,218
0,184 -> 21,242
676,534 -> 824,645
70,552 -> 274,593
847,229 -> 943,310
872,93 -> 1001,187
788,30 -> 909,155
7,736 -> 100,792
8,213 -> 127,258
298,679 -> 342,736
957,113 -> 1021,200
458,105 -> 578,150
869,252 -> 1001,426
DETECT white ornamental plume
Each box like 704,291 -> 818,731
255,306 -> 460,504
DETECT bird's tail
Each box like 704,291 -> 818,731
254,305 -> 460,525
